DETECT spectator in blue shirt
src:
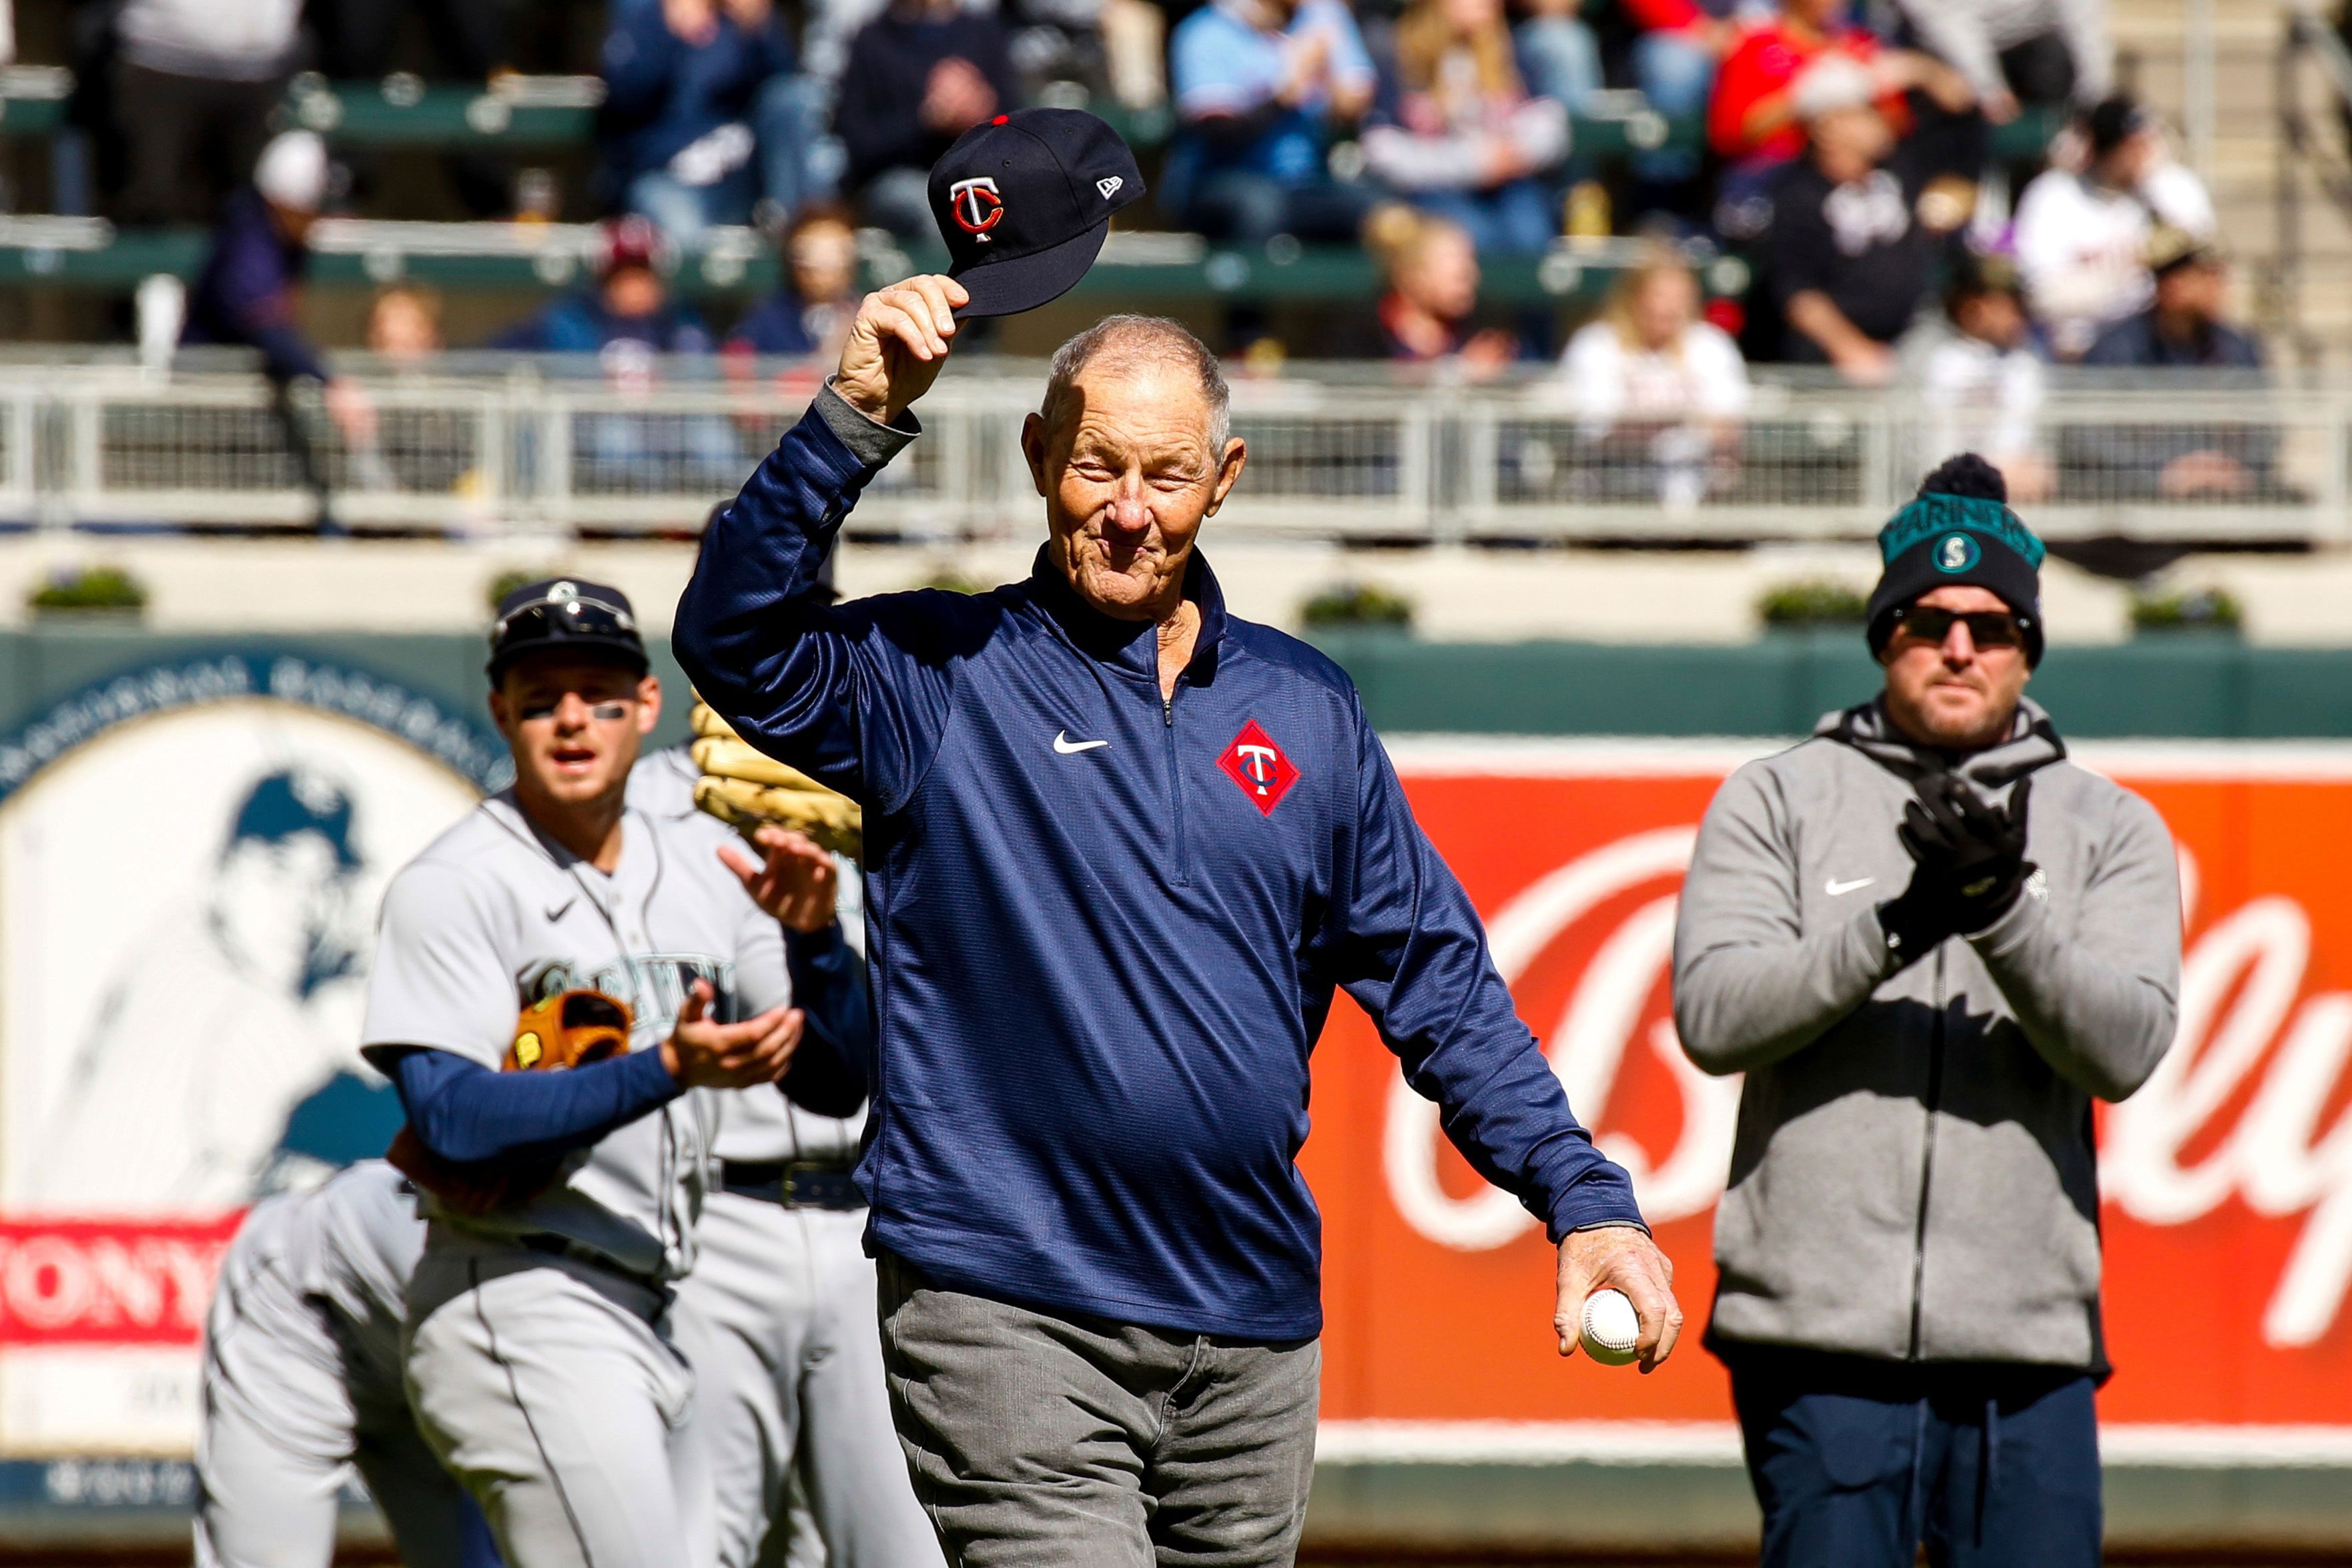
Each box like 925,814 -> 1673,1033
494,218 -> 741,486
601,0 -> 833,241
2068,229 -> 2274,502
833,0 -> 1022,240
727,205 -> 863,361
1166,0 -> 1379,244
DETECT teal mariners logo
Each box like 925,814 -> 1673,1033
1877,492 -> 2046,570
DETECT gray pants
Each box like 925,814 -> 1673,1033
671,1193 -> 942,1568
195,1240 -> 472,1568
405,1237 -> 715,1568
875,1252 -> 1320,1568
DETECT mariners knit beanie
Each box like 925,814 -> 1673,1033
1866,454 -> 2046,667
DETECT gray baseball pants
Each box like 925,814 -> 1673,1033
671,1192 -> 941,1568
875,1250 -> 1320,1568
195,1242 -> 473,1568
404,1235 -> 715,1568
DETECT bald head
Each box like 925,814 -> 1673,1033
1040,316 -> 1231,451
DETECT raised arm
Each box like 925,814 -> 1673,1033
1325,701 -> 1680,1369
675,276 -> 973,807
1671,763 -> 1902,1075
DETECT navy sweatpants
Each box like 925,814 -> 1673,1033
1723,1347 -> 2102,1568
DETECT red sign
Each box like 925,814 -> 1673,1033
0,1217 -> 243,1346
1303,741 -> 2352,1439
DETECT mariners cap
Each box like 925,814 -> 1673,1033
927,108 -> 1144,319
1866,455 -> 2046,667
487,577 -> 649,681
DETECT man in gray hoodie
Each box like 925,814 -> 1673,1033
1672,453 -> 2179,1567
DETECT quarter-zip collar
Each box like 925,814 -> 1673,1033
1024,543 -> 1228,689
1818,695 -> 2066,794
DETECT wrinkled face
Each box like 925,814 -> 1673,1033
1401,228 -> 1480,322
1631,269 -> 1697,349
789,220 -> 859,306
491,656 -> 660,809
1879,584 -> 2031,751
1022,361 -> 1246,621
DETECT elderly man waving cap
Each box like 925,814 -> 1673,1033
675,221 -> 1679,1568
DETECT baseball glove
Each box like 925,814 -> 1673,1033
386,990 -> 637,1216
690,698 -> 863,861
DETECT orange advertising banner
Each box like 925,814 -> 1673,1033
1304,740 -> 2352,1443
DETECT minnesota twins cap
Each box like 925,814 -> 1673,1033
487,577 -> 649,680
927,108 -> 1144,319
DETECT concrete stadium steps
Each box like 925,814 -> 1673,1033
2098,1 -> 2352,362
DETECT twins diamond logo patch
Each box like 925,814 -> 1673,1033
1218,721 -> 1298,816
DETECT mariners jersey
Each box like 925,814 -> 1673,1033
361,789 -> 791,1280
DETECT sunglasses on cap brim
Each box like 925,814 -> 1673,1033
491,593 -> 638,645
1892,605 -> 2028,648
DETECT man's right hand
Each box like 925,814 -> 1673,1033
835,274 -> 970,424
661,978 -> 803,1088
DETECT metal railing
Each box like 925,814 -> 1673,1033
0,360 -> 2343,546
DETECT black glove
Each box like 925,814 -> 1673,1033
1876,775 -> 2034,964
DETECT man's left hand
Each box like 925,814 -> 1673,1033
1555,1226 -> 1682,1374
720,825 -> 839,932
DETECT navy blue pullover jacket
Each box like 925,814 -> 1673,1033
182,188 -> 326,385
675,390 -> 1644,1338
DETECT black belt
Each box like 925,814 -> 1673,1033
720,1159 -> 864,1210
517,1232 -> 670,1300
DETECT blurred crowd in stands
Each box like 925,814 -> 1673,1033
15,0 -> 2277,509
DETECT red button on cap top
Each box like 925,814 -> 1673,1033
992,115 -> 1009,125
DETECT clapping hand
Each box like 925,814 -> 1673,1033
662,978 -> 803,1088
719,825 -> 839,933
1879,774 -> 2034,961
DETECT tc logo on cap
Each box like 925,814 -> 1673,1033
948,177 -> 1005,239
1934,532 -> 1981,573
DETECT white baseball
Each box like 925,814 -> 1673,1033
1579,1288 -> 1641,1366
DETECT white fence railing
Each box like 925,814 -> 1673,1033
0,362 -> 2339,544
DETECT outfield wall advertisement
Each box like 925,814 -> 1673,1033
1,706 -> 2349,1457
1306,739 -> 2352,1452
0,653 -> 496,1453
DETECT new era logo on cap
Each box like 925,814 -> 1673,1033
927,109 -> 1144,319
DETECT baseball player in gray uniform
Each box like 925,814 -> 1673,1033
632,750 -> 941,1568
360,578 -> 853,1568
195,1159 -> 500,1568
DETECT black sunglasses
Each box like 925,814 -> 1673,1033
1893,605 -> 2026,649
491,592 -> 637,646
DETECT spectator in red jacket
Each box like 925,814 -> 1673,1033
1707,0 -> 1968,169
